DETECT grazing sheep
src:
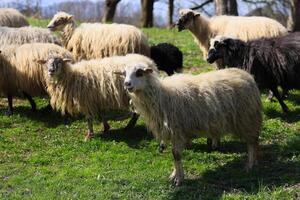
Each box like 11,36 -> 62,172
47,12 -> 150,61
0,26 -> 61,46
0,43 -> 73,115
176,9 -> 287,62
123,65 -> 262,186
207,33 -> 300,113
37,54 -> 157,141
150,43 -> 183,76
0,8 -> 29,27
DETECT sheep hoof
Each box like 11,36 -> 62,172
5,110 -> 13,116
283,107 -> 290,114
158,143 -> 166,153
84,132 -> 94,142
169,169 -> 183,186
103,123 -> 110,133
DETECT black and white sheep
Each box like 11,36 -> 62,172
207,33 -> 300,113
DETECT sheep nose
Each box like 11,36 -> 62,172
124,81 -> 131,87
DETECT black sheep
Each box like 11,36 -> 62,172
207,33 -> 300,113
150,43 -> 183,76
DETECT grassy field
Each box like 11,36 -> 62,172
0,18 -> 299,200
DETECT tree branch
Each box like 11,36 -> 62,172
190,0 -> 214,10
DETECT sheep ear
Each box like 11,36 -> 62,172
113,70 -> 125,76
67,15 -> 73,20
36,59 -> 47,65
62,58 -> 72,63
144,68 -> 153,74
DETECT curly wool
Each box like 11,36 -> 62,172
0,26 -> 61,46
48,12 -> 150,61
178,9 -> 288,59
0,8 -> 29,27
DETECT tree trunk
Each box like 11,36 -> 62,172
102,0 -> 121,23
168,0 -> 174,28
288,0 -> 300,31
215,0 -> 238,16
141,0 -> 154,27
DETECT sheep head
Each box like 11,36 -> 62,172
207,35 -> 245,68
123,64 -> 154,93
36,57 -> 72,77
47,12 -> 74,31
177,9 -> 200,32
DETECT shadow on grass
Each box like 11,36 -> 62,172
0,105 -> 81,128
169,136 -> 300,200
190,140 -> 247,154
264,106 -> 300,123
285,91 -> 300,104
98,125 -> 153,149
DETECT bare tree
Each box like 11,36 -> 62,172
215,0 -> 238,15
288,0 -> 300,31
141,0 -> 154,27
102,0 -> 121,23
168,0 -> 174,28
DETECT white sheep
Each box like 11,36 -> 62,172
37,54 -> 157,141
47,12 -> 150,61
0,43 -> 73,115
177,9 -> 288,61
123,65 -> 262,186
0,8 -> 29,27
0,26 -> 61,46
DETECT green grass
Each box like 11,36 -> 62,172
0,19 -> 299,200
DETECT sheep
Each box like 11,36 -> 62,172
37,54 -> 157,141
47,12 -> 150,61
176,9 -> 288,63
0,43 -> 73,115
207,33 -> 300,113
123,65 -> 262,186
0,26 -> 61,46
150,43 -> 183,76
0,8 -> 29,27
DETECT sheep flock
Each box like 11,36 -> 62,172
0,7 -> 299,188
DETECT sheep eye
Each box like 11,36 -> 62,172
214,41 -> 220,47
135,69 -> 144,77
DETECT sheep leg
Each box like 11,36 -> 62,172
84,118 -> 94,142
124,112 -> 139,130
158,140 -> 167,153
22,91 -> 36,111
267,89 -> 289,101
6,94 -> 13,116
245,142 -> 258,172
102,120 -> 110,133
281,88 -> 289,100
169,141 -> 184,186
271,88 -> 289,113
207,138 -> 221,150
267,90 -> 276,102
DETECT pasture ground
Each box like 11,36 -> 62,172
0,18 -> 299,199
